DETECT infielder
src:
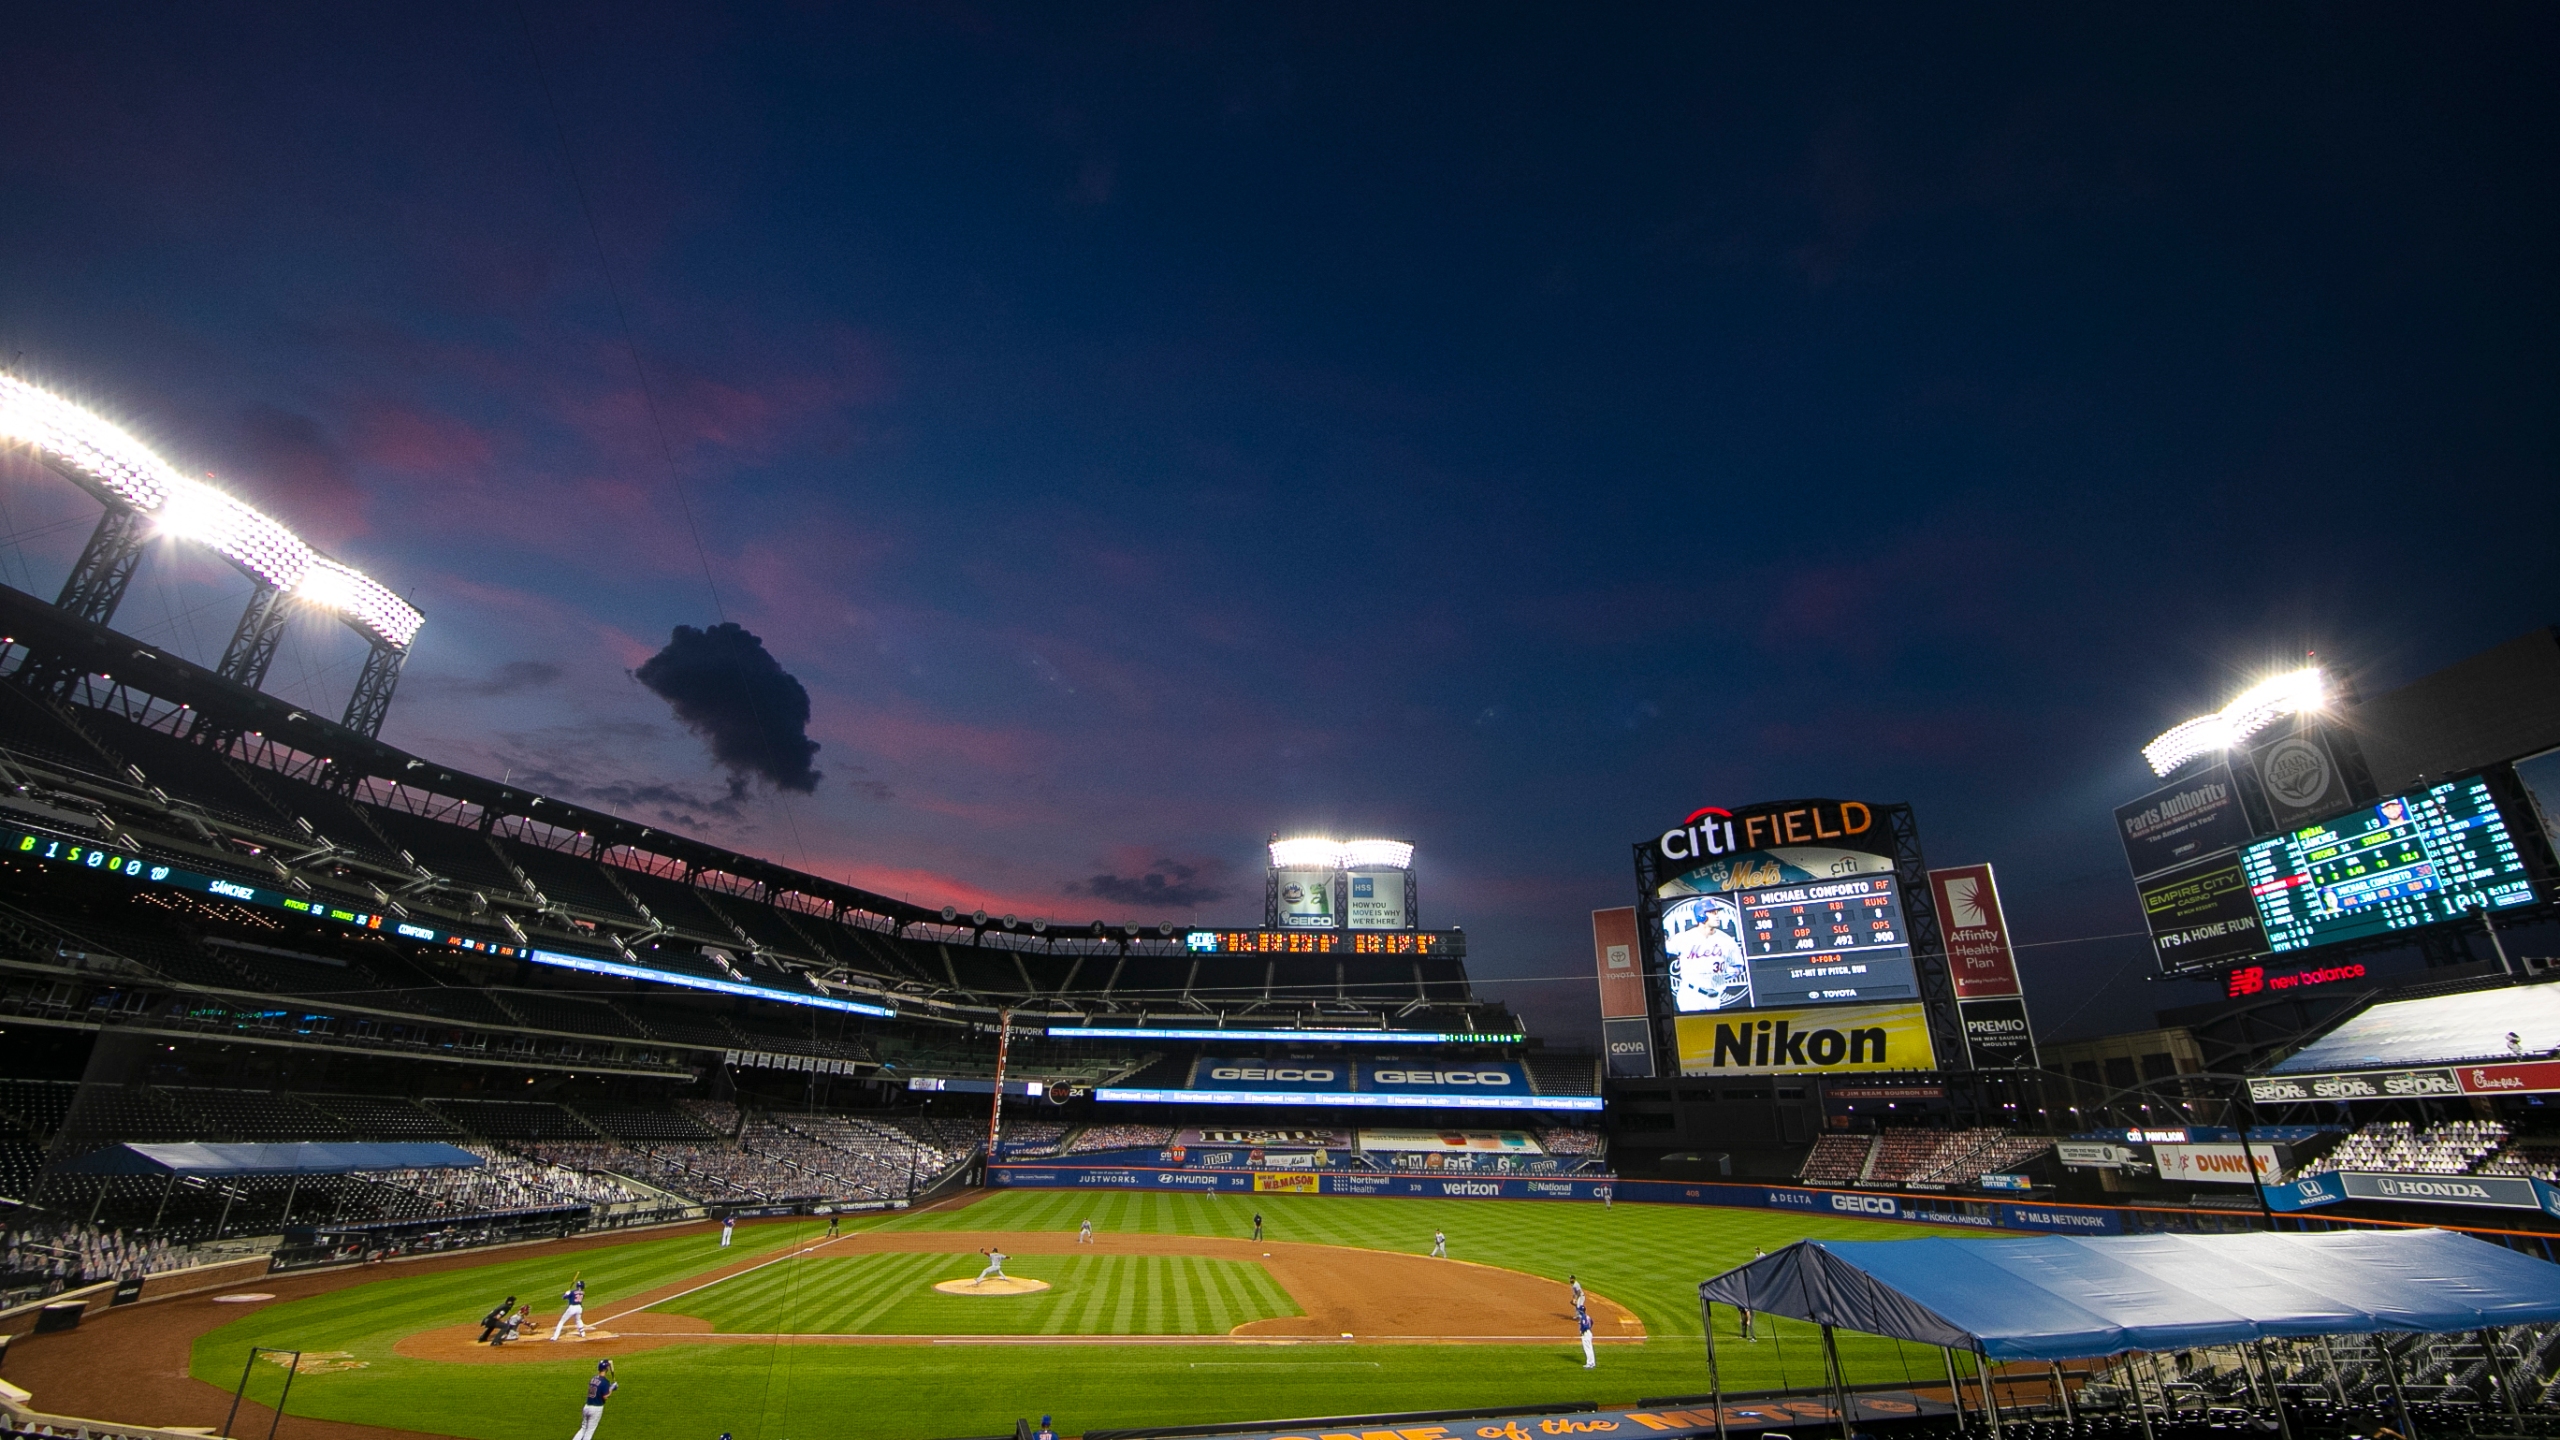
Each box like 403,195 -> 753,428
1430,1228 -> 1447,1258
720,1215 -> 734,1248
975,1247 -> 1009,1284
1577,1303 -> 1595,1369
571,1359 -> 617,1440
1077,1219 -> 1094,1243
1569,1274 -> 1584,1306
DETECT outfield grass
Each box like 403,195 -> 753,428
681,1252 -> 1300,1336
191,1192 -> 1987,1440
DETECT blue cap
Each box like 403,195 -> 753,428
597,1359 -> 613,1370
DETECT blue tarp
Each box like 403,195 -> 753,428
66,1141 -> 484,1177
1699,1229 -> 2560,1360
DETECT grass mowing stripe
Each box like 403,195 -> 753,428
1074,1254 -> 1115,1333
1170,1255 -> 1198,1335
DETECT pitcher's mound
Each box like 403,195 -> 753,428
933,1276 -> 1051,1296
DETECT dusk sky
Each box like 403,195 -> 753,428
3,5 -> 2555,1044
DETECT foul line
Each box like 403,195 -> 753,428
594,1230 -> 860,1329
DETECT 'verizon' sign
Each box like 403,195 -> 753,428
1674,1001 -> 1937,1076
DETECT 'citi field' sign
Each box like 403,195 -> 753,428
1652,799 -> 1878,866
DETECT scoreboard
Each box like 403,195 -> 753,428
2241,776 -> 2536,954
1663,875 -> 1918,1013
1730,875 -> 1908,958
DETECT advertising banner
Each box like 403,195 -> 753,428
1591,907 -> 1649,1019
1273,868 -> 1336,928
1930,864 -> 2023,1000
2247,1068 -> 2462,1103
1347,869 -> 1407,930
2338,1172 -> 2542,1210
2153,1142 -> 2290,1185
1675,1002 -> 1937,1077
2055,1141 -> 2136,1169
2116,764 -> 2248,881
1174,1127 -> 1350,1149
2139,853 -> 2266,973
1359,1061 -> 1529,1096
1958,997 -> 2038,1071
1251,1172 -> 1320,1193
1188,1058 -> 1351,1092
1603,1017 -> 1657,1079
1357,1129 -> 1542,1153
2452,1061 -> 2560,1096
2253,728 -> 2349,831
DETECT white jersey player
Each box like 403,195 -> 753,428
1078,1219 -> 1094,1243
720,1215 -> 734,1247
975,1247 -> 1009,1283
1577,1304 -> 1595,1368
1430,1229 -> 1447,1258
551,1277 -> 588,1340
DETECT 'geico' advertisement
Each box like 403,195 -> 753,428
1675,1001 -> 1937,1076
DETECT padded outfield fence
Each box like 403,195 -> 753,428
988,1164 -> 2560,1260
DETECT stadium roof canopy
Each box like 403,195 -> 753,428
67,1142 -> 484,1177
2266,984 -> 2560,1074
1699,1230 -> 2560,1361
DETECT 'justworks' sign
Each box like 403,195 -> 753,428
1651,798 -> 1878,865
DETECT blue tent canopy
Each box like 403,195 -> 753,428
67,1141 -> 484,1177
1699,1230 -> 2560,1361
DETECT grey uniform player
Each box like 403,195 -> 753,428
1078,1219 -> 1094,1243
976,1247 -> 1009,1283
1430,1229 -> 1447,1258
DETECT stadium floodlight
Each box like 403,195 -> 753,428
2141,666 -> 2327,777
1338,839 -> 1414,870
1268,836 -> 1343,869
297,558 -> 425,650
0,375 -> 423,651
154,480 -> 313,590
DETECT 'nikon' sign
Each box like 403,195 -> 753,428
1675,1001 -> 1937,1076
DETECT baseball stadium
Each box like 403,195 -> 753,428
7,375 -> 2560,1440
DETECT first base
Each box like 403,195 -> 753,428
934,1276 -> 1051,1296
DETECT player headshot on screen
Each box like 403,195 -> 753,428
1663,894 -> 1750,1012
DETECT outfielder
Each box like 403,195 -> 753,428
975,1247 -> 1010,1284
1077,1219 -> 1094,1243
1430,1228 -> 1447,1258
720,1215 -> 734,1248
1577,1303 -> 1595,1369
571,1359 -> 617,1440
552,1275 -> 588,1340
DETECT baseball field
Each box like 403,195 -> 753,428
128,1190 -> 1989,1440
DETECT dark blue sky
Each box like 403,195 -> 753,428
2,5 -> 2554,1042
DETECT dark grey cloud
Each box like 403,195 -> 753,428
633,622 -> 823,794
1072,859 -> 1225,909
431,660 -> 562,698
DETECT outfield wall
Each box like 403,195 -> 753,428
987,1163 -> 2121,1234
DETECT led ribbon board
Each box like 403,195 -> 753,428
1093,1085 -> 1601,1112
528,949 -> 892,1017
2240,775 -> 2535,954
1045,1026 -> 1518,1044
7,825 -> 525,958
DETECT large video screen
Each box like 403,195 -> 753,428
2242,775 -> 2537,954
1662,874 -> 1917,1012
